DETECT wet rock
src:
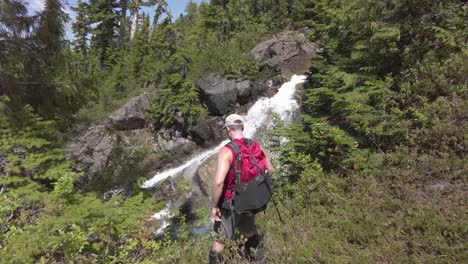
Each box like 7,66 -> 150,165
252,74 -> 285,98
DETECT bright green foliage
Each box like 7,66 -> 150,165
148,73 -> 208,130
0,193 -> 159,263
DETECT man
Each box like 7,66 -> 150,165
209,114 -> 274,263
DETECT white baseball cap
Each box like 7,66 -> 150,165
224,114 -> 244,128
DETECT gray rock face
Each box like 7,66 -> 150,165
66,124 -> 116,184
189,117 -> 225,146
109,92 -> 154,130
66,124 -> 165,187
197,73 -> 237,115
249,28 -> 320,78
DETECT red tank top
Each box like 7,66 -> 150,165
222,138 -> 267,199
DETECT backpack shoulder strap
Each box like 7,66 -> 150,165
226,141 -> 240,157
226,141 -> 242,187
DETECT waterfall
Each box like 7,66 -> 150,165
142,74 -> 306,189
143,74 -> 306,235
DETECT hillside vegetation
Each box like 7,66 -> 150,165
0,0 -> 466,263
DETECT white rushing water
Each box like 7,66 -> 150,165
142,74 -> 306,189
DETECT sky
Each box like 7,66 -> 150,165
26,0 -> 204,39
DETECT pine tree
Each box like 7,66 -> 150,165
71,0 -> 90,69
36,0 -> 69,60
0,0 -> 33,103
128,13 -> 150,87
119,0 -> 128,49
88,0 -> 119,70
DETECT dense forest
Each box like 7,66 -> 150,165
0,0 -> 466,263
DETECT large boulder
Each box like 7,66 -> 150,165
189,117 -> 225,146
195,155 -> 217,196
249,28 -> 320,78
197,73 -> 237,115
109,92 -> 154,130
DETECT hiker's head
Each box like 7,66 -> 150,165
224,114 -> 244,139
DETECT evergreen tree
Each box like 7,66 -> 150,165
88,0 -> 119,69
0,0 -> 33,103
71,0 -> 90,64
146,17 -> 207,130
119,0 -> 128,49
36,0 -> 68,61
128,13 -> 150,87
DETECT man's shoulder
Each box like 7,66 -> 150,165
219,146 -> 233,156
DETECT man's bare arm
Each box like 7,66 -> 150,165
211,147 -> 232,208
265,156 -> 274,174
260,146 -> 275,174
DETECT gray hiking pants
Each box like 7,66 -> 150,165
214,208 -> 257,240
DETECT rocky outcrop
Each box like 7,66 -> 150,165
196,29 -> 318,117
197,73 -> 237,115
109,92 -> 154,130
66,124 -> 163,187
67,124 -> 116,185
235,79 -> 252,104
67,90 -> 206,188
197,73 -> 285,117
249,28 -> 320,78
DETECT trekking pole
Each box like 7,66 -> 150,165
266,182 -> 285,224
270,194 -> 285,224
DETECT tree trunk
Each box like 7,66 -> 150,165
149,0 -> 167,39
130,0 -> 139,39
119,0 -> 128,48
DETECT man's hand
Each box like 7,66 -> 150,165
212,207 -> 221,221
211,147 -> 232,220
